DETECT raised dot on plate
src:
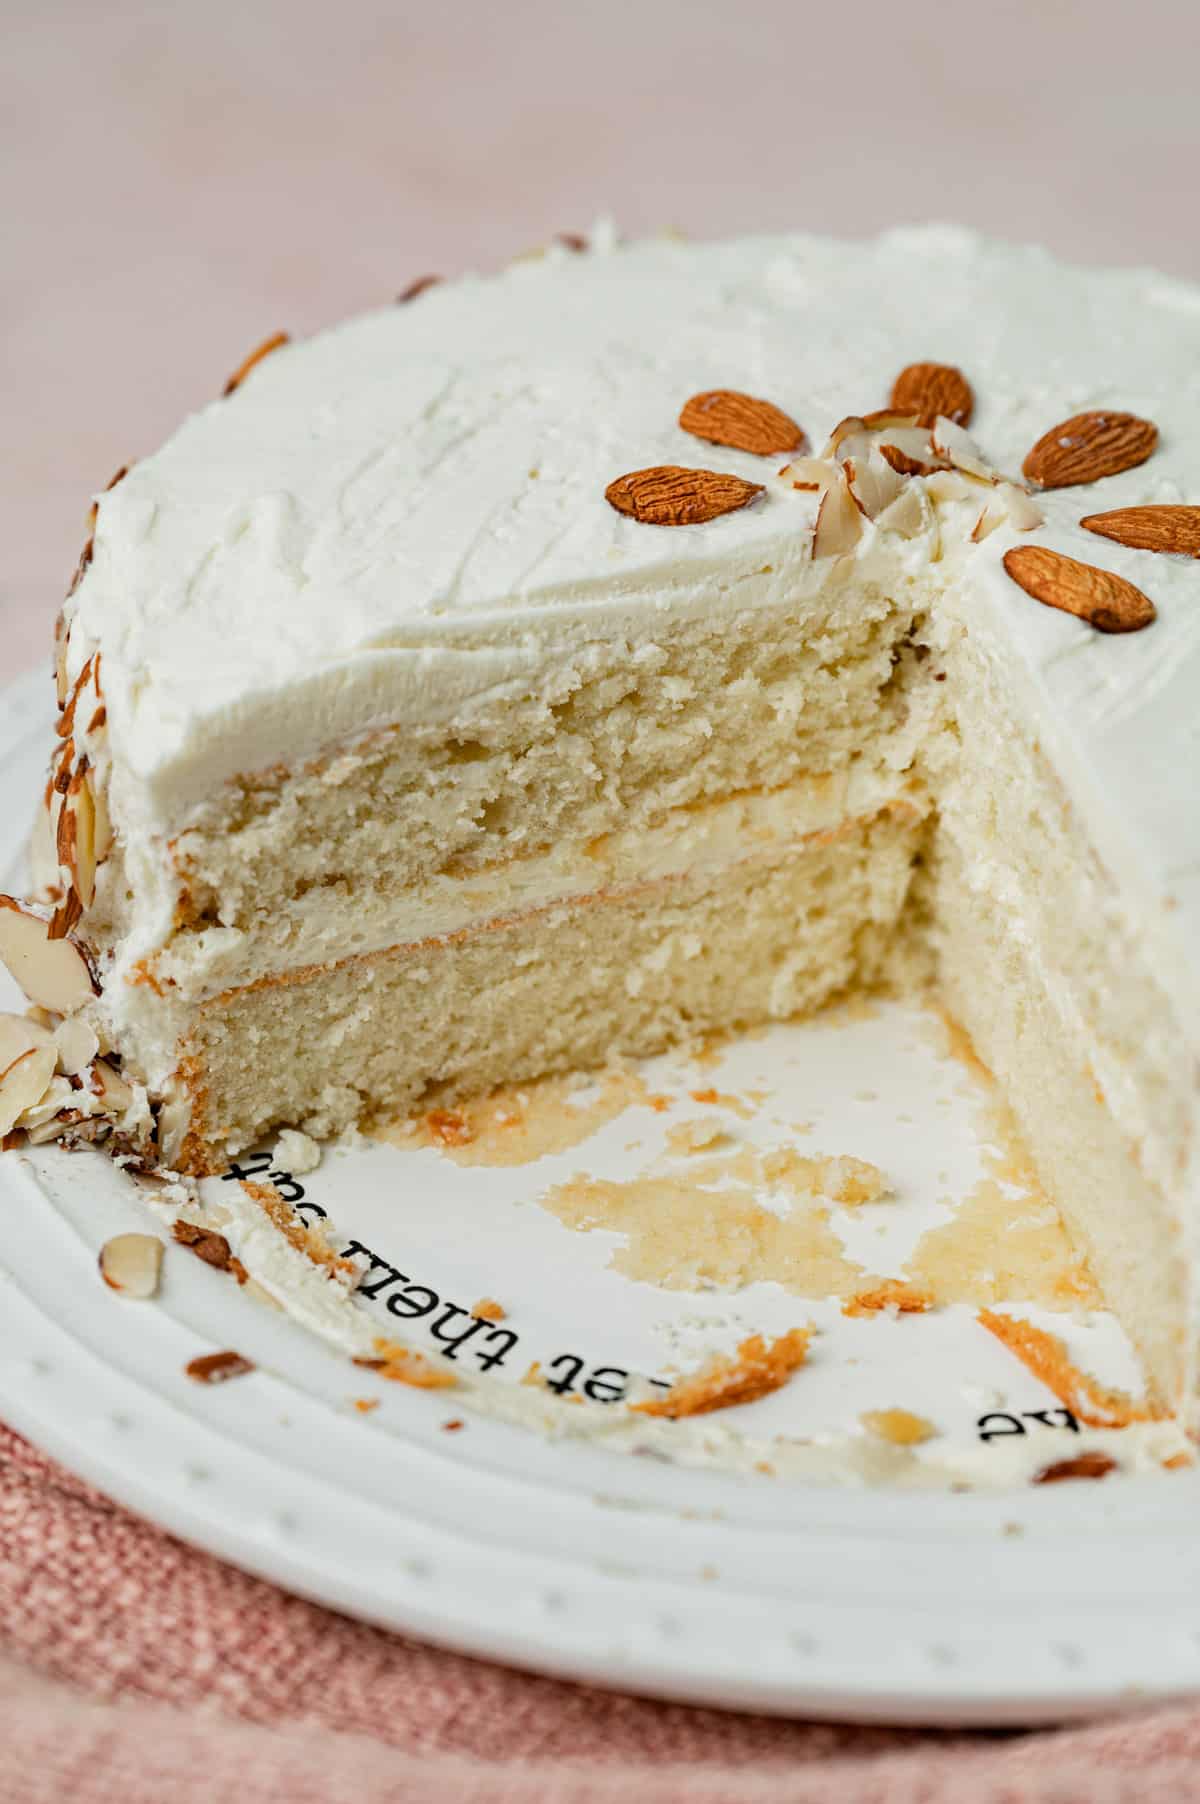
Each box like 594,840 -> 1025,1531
657,1615 -> 682,1640
1052,1643 -> 1085,1670
790,1632 -> 819,1657
926,1644 -> 958,1668
404,1556 -> 432,1580
540,1589 -> 566,1615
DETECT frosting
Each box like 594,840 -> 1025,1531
64,224 -> 1200,1027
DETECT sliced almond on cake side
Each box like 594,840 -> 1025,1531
1080,504 -> 1200,557
1002,545 -> 1156,633
0,1012 -> 54,1074
679,390 -> 807,456
99,1232 -> 163,1298
890,362 -> 974,428
605,466 -> 765,526
222,330 -> 290,398
1022,410 -> 1158,489
53,611 -> 71,709
54,1013 -> 99,1077
0,1044 -> 58,1136
0,897 -> 100,1013
396,274 -> 443,303
91,1058 -> 135,1113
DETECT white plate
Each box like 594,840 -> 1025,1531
2,663 -> 1199,1727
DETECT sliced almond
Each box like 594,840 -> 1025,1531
222,331 -> 289,398
890,362 -> 974,428
49,890 -> 83,940
99,1233 -> 163,1299
930,416 -> 996,481
812,468 -> 863,558
92,1058 -> 134,1112
861,1407 -> 937,1446
605,466 -> 764,526
679,390 -> 807,457
0,1044 -> 57,1135
820,415 -> 868,459
53,612 -> 71,709
1022,410 -> 1158,489
67,768 -> 97,909
156,1087 -> 191,1167
844,450 -> 905,521
28,790 -> 62,900
1080,504 -> 1200,557
1003,546 -> 1156,633
92,778 -> 114,864
971,499 -> 1006,543
397,274 -> 442,303
779,456 -> 835,492
54,1013 -> 99,1077
0,897 -> 99,1012
0,1012 -> 54,1073
997,482 -> 1044,532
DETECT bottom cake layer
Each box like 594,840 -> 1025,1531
171,808 -> 926,1173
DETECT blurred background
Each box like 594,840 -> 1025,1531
4,0 -> 1198,675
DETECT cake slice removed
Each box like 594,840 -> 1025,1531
2,225 -> 1197,1417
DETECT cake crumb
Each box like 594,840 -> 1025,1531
978,1309 -> 1161,1429
425,1107 -> 474,1147
843,1280 -> 933,1317
352,1397 -> 379,1414
666,1118 -> 731,1156
630,1328 -> 812,1420
442,1418 -> 465,1433
521,1361 -> 544,1388
471,1297 -> 506,1321
861,1407 -> 937,1446
359,1338 -> 457,1391
689,1087 -> 755,1120
274,1127 -> 321,1174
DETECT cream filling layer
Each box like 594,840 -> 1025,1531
96,762 -> 927,1092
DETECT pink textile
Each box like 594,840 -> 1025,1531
1,1423 -> 1198,1802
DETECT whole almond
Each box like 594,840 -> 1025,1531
605,466 -> 764,526
1022,410 -> 1157,489
1081,504 -> 1200,558
679,390 -> 807,457
1002,545 -> 1156,634
890,363 -> 973,428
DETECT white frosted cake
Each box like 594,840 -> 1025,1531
1,224 -> 1197,1415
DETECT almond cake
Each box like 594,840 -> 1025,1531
1,224 -> 1197,1417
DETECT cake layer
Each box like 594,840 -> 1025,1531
166,809 -> 925,1171
162,580 -> 933,932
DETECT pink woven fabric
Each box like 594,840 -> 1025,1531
1,1422 -> 1198,1803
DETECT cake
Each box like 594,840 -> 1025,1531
1,224 -> 1197,1418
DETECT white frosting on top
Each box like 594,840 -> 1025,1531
66,224 -> 1200,1012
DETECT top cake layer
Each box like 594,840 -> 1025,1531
63,224 -> 1200,1011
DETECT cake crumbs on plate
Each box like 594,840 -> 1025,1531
665,1117 -> 731,1156
978,1309 -> 1162,1429
470,1296 -> 506,1321
843,1279 -> 934,1317
355,1338 -> 457,1391
861,1407 -> 938,1446
630,1327 -> 812,1420
352,1397 -> 379,1414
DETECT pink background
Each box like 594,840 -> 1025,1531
4,0 -> 1199,681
